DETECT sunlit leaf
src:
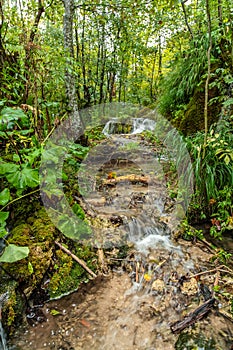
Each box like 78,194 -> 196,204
6,167 -> 39,189
224,155 -> 230,165
0,211 -> 9,224
0,244 -> 29,262
0,162 -> 20,175
0,188 -> 11,206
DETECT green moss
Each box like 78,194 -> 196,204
8,224 -> 31,246
0,278 -> 24,334
48,244 -> 97,298
175,331 -> 217,350
30,215 -> 57,243
174,86 -> 221,135
3,207 -> 57,288
48,249 -> 81,298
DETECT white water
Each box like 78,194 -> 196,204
102,117 -> 156,136
131,118 -> 156,134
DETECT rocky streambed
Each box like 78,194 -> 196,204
1,129 -> 232,350
5,133 -> 233,350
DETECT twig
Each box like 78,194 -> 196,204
218,269 -> 233,276
218,310 -> 233,323
155,258 -> 168,271
197,237 -> 216,252
214,270 -> 220,287
55,241 -> 97,278
0,189 -> 40,212
42,113 -> 67,144
189,266 -> 224,279
136,262 -> 139,283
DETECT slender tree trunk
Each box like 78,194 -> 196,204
118,57 -> 125,102
109,25 -> 121,102
99,22 -> 106,104
217,0 -> 223,29
23,0 -> 44,103
63,0 -> 82,130
203,0 -> 212,157
94,27 -> 101,104
74,21 -> 81,101
150,50 -> 157,99
157,35 -> 162,77
181,0 -> 194,41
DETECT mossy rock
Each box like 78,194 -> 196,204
175,331 -> 217,350
2,207 -> 58,289
0,277 -> 24,335
174,86 -> 221,135
8,196 -> 42,228
48,243 -> 97,299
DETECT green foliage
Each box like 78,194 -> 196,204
158,41 -> 207,118
72,203 -> 85,220
0,211 -> 9,238
179,218 -> 204,241
0,244 -> 29,263
186,122 -> 233,201
211,248 -> 232,264
185,117 -> 233,239
0,106 -> 29,131
0,188 -> 11,206
209,187 -> 233,239
0,161 -> 39,190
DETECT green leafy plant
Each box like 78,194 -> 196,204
179,218 -> 204,241
211,248 -> 232,263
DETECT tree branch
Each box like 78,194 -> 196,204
55,241 -> 97,278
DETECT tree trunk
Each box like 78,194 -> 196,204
23,0 -> 44,103
203,0 -> 212,157
63,0 -> 82,131
181,1 -> 194,42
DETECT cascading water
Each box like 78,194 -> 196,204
102,117 -> 156,136
131,118 -> 156,134
7,117 -> 232,350
0,292 -> 9,350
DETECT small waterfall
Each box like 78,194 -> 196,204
126,216 -> 182,256
0,292 -> 9,350
131,118 -> 156,134
102,117 -> 156,136
102,118 -> 118,136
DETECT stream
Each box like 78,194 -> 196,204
3,117 -> 233,349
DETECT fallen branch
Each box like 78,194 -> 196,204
218,310 -> 233,323
189,265 -> 224,279
197,237 -> 216,253
170,298 -> 216,334
55,241 -> 97,278
102,174 -> 155,186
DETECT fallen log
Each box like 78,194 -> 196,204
55,241 -> 97,278
170,298 -> 216,334
102,174 -> 152,186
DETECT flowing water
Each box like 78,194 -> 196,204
6,119 -> 233,349
102,117 -> 156,136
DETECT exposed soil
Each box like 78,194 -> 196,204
9,239 -> 233,350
